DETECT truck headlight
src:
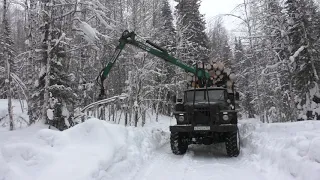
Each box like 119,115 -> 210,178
222,115 -> 229,121
178,116 -> 184,122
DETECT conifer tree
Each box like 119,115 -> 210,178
32,0 -> 77,129
175,0 -> 210,63
208,18 -> 232,66
262,0 -> 296,122
285,0 -> 320,120
159,0 -> 176,50
157,0 -> 177,115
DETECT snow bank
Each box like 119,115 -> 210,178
240,119 -> 320,180
0,118 -> 169,180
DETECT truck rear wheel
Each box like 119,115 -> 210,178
170,132 -> 188,155
225,131 -> 240,157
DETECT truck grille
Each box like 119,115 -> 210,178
196,107 -> 210,115
186,107 -> 217,125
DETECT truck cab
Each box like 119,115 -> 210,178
170,87 -> 240,157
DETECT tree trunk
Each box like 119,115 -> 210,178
155,88 -> 161,122
108,105 -> 111,121
142,109 -> 146,127
129,101 -> 133,125
41,0 -> 52,124
134,110 -> 138,127
125,107 -> 128,126
26,0 -> 36,125
112,104 -> 115,122
3,0 -> 13,130
100,105 -> 105,120
6,60 -> 13,131
117,108 -> 122,124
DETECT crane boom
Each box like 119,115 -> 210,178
97,30 -> 210,98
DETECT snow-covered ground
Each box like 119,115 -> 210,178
0,115 -> 171,180
1,108 -> 320,180
240,119 -> 320,180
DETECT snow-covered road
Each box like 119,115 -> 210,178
131,142 -> 292,180
130,119 -> 320,180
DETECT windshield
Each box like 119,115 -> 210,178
185,90 -> 226,102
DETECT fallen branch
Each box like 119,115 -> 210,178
18,116 -> 29,125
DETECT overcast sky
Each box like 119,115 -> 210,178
199,0 -> 243,31
170,0 -> 244,33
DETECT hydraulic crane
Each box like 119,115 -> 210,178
97,30 -> 237,100
96,30 -> 212,99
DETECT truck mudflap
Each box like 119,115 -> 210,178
170,124 -> 238,132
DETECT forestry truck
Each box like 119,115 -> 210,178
97,30 -> 240,157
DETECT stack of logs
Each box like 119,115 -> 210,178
186,62 -> 236,93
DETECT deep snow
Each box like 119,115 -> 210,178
240,119 -> 320,180
0,117 -> 170,180
0,110 -> 320,180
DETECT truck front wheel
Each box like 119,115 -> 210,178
225,131 -> 240,157
170,132 -> 188,155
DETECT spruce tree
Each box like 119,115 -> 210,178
208,18 -> 232,66
159,0 -> 176,50
257,0 -> 287,122
175,0 -> 210,63
48,41 -> 77,130
32,1 -> 76,129
264,0 -> 296,122
158,0 -> 177,115
285,0 -> 320,120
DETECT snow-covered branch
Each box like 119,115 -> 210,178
289,45 -> 308,63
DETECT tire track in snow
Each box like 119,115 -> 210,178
130,144 -> 196,180
129,143 -> 294,180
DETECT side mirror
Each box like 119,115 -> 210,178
235,92 -> 240,101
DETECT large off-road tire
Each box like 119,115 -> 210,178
170,132 -> 188,155
225,131 -> 240,157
